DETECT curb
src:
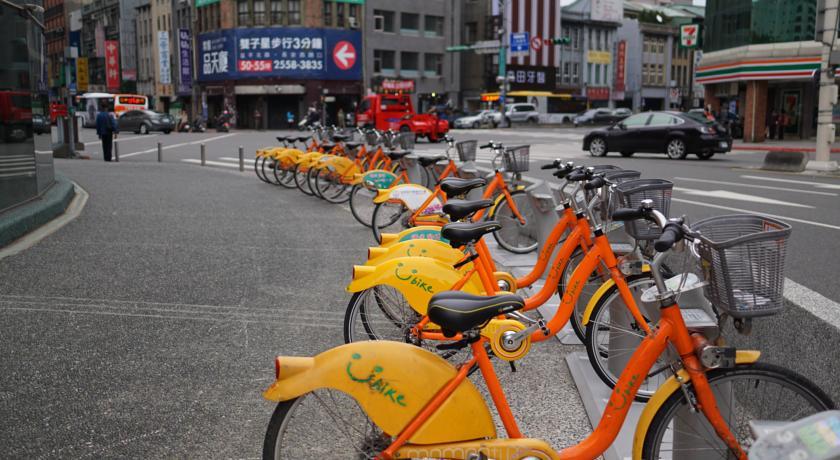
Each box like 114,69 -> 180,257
0,175 -> 76,248
732,145 -> 840,153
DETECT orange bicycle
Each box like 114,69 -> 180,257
262,204 -> 834,459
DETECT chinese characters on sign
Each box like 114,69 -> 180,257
104,40 -> 120,90
587,87 -> 610,101
178,28 -> 193,94
76,57 -> 89,92
614,40 -> 626,93
506,65 -> 556,92
158,31 -> 171,85
197,28 -> 362,81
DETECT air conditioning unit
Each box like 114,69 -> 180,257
348,17 -> 358,29
374,15 -> 384,32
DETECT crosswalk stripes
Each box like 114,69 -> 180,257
182,158 -> 242,169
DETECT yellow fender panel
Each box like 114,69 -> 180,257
366,240 -> 466,267
631,350 -> 761,459
581,265 -> 651,326
347,257 -> 484,315
263,341 -> 496,445
395,438 -> 557,459
295,151 -> 323,166
381,226 -> 448,247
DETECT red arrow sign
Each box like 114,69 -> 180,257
333,41 -> 357,70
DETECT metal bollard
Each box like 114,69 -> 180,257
238,145 -> 244,172
114,140 -> 120,162
157,142 -> 162,162
200,143 -> 206,166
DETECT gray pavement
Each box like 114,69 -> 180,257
0,158 -> 589,457
75,125 -> 840,303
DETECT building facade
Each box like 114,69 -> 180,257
81,0 -> 140,93
698,0 -> 821,142
194,0 -> 364,129
364,0 -> 461,112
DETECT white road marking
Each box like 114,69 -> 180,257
181,159 -> 242,169
218,157 -> 246,163
120,133 -> 237,158
673,177 -> 838,197
88,134 -> 158,146
740,174 -> 840,190
672,197 -> 840,231
673,187 -> 814,208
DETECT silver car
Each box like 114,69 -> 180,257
453,110 -> 495,129
503,103 -> 539,125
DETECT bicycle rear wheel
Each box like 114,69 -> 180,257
293,164 -> 314,196
255,157 -> 270,183
263,158 -> 281,185
263,389 -> 391,460
641,363 -> 835,459
371,202 -> 408,244
273,162 -> 294,189
349,184 -> 378,228
317,171 -> 351,204
488,189 -> 539,254
308,167 -> 325,198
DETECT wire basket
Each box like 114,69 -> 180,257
503,146 -> 530,173
599,170 -> 642,221
590,165 -> 622,173
365,131 -> 379,146
397,132 -> 415,151
603,169 -> 641,183
691,214 -> 791,318
614,179 -> 673,240
456,140 -> 477,162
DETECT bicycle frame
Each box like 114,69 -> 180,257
380,300 -> 745,460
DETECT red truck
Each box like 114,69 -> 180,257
355,93 -> 449,142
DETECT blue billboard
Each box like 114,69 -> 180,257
197,27 -> 362,82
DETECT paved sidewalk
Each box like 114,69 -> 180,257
733,138 -> 840,154
0,159 -> 589,457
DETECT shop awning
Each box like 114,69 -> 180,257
480,91 -> 574,100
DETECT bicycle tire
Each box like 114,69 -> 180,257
641,362 -> 835,459
317,170 -> 351,204
293,164 -> 314,196
308,167 -> 325,199
277,161 -> 297,188
263,389 -> 391,460
273,161 -> 294,189
583,273 -> 667,401
349,184 -> 377,228
371,202 -> 407,244
255,156 -> 270,183
488,189 -> 539,254
263,158 -> 281,185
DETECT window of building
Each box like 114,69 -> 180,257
336,2 -> 344,27
237,0 -> 249,26
287,0 -> 300,25
572,63 -> 579,84
464,21 -> 477,43
401,51 -> 419,74
373,49 -> 395,74
424,53 -> 442,76
348,4 -> 358,28
401,13 -> 419,34
587,63 -> 592,84
424,15 -> 444,37
253,0 -> 265,25
595,64 -> 601,85
374,10 -> 395,33
323,1 -> 332,26
563,62 -> 570,84
270,0 -> 283,23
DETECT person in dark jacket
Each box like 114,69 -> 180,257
95,105 -> 119,162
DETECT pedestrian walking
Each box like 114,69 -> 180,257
337,107 -> 346,128
768,109 -> 778,140
95,103 -> 118,162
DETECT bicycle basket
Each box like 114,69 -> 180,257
456,140 -> 478,162
365,132 -> 379,146
397,132 -> 415,151
614,179 -> 673,240
503,146 -> 530,173
599,170 -> 642,221
691,214 -> 791,318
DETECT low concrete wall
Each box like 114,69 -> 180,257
0,175 -> 75,248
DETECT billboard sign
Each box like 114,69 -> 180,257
197,27 -> 362,81
105,40 -> 120,90
680,24 -> 699,48
506,65 -> 556,92
178,28 -> 193,94
77,57 -> 89,91
509,32 -> 530,56
159,31 -> 172,85
614,40 -> 626,92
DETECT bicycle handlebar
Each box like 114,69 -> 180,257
583,175 -> 606,190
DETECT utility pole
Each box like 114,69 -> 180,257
496,0 -> 508,126
64,49 -> 76,158
812,0 -> 840,171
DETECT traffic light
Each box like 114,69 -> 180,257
551,37 -> 571,45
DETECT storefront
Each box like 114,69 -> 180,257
196,26 -> 363,129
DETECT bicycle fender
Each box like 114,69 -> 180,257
374,184 -> 443,215
380,226 -> 448,247
358,169 -> 398,189
263,341 -> 496,445
581,265 -> 651,326
630,350 -> 761,460
347,257 -> 484,315
366,239 -> 464,265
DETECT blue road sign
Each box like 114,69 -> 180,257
510,32 -> 530,54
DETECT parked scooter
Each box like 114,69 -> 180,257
216,111 -> 232,133
191,117 -> 207,133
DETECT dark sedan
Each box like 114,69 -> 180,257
118,109 -> 174,134
582,111 -> 732,160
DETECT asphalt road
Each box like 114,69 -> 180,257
77,125 -> 840,304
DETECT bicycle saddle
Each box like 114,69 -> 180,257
441,221 -> 501,247
442,199 -> 493,222
418,154 -> 447,167
387,151 -> 411,160
428,291 -> 525,335
345,142 -> 363,150
296,136 -> 311,143
332,134 -> 350,142
276,136 -> 290,143
439,177 -> 486,197
320,143 -> 337,151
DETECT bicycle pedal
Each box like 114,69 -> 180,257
509,362 -> 517,373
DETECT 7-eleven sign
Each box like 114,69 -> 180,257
680,24 -> 699,48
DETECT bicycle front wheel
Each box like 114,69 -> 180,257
641,362 -> 835,459
273,161 -> 294,189
263,389 -> 392,460
371,202 -> 408,244
263,158 -> 281,185
349,184 -> 378,228
293,164 -> 314,196
255,157 -> 270,183
488,189 -> 539,254
318,171 -> 351,204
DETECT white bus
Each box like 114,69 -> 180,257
76,93 -> 149,128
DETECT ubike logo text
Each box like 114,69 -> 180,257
395,262 -> 435,293
346,353 -> 408,407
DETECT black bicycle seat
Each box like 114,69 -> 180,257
442,199 -> 493,222
441,221 -> 501,247
428,291 -> 525,335
439,177 -> 486,197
